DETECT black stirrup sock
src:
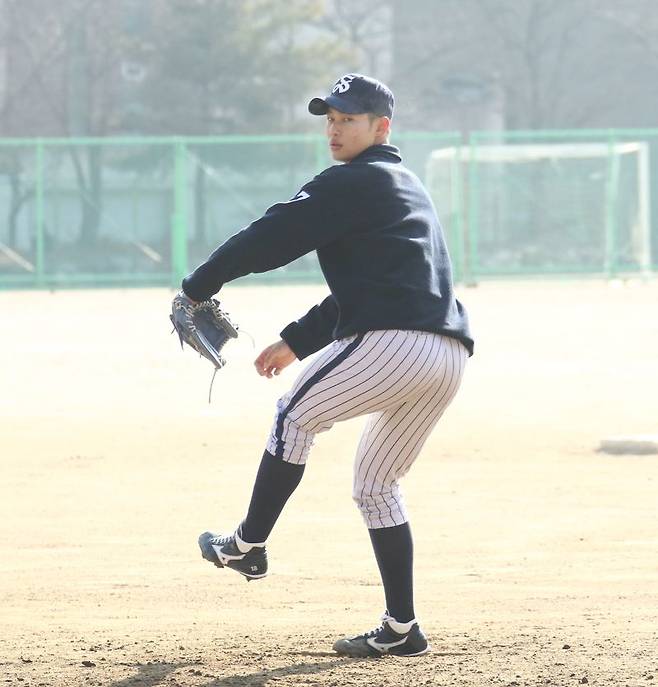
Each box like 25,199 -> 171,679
368,522 -> 415,623
239,450 -> 305,544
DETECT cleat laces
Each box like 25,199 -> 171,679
361,614 -> 395,639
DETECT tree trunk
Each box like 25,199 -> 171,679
81,145 -> 103,245
70,145 -> 103,247
8,179 -> 35,249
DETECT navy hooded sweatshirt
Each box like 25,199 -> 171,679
182,143 -> 473,360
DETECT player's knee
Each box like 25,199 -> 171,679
353,493 -> 378,520
266,415 -> 316,464
352,485 -> 408,528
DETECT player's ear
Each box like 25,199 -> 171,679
375,116 -> 391,140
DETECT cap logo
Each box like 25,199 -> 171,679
332,75 -> 356,94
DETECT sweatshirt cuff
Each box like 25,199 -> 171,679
280,322 -> 317,361
181,275 -> 216,303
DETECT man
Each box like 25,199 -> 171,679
181,74 -> 474,658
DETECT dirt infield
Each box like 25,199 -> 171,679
2,280 -> 657,686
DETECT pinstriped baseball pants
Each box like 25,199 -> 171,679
266,330 -> 468,529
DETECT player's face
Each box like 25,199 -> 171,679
325,108 -> 388,162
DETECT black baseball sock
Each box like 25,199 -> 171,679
239,450 -> 305,544
368,522 -> 415,624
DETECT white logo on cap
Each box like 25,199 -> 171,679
332,75 -> 357,94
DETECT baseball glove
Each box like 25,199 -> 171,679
170,291 -> 239,377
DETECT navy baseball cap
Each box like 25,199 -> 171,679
308,74 -> 394,118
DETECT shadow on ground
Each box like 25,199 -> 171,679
105,656 -> 370,687
107,661 -> 193,687
203,656 -> 369,686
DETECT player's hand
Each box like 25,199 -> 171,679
254,339 -> 296,378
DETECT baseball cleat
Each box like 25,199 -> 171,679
198,531 -> 268,581
333,613 -> 430,657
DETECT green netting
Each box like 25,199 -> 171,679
0,130 -> 655,290
41,142 -> 174,282
183,137 -> 327,280
0,144 -> 39,282
427,131 -> 657,281
473,146 -> 626,274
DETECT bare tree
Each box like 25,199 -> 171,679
314,0 -> 393,77
599,0 -> 658,67
388,0 -> 658,130
133,0 -> 348,245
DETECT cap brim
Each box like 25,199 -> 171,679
308,94 -> 365,116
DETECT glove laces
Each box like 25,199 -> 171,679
208,367 -> 219,404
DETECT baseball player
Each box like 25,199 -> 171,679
182,74 -> 474,658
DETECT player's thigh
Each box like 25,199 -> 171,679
353,336 -> 467,496
288,330 -> 444,434
266,335 -> 366,462
286,339 -> 352,399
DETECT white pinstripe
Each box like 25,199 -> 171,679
265,330 -> 467,527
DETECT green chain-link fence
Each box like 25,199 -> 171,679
0,130 -> 655,290
429,129 -> 657,283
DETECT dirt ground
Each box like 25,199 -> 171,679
2,280 -> 657,687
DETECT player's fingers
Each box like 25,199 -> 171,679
255,360 -> 271,376
255,343 -> 274,363
260,356 -> 275,378
254,347 -> 273,375
256,343 -> 290,378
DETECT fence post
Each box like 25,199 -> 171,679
465,133 -> 479,285
450,134 -> 465,284
636,141 -> 652,277
171,139 -> 188,288
604,131 -> 620,278
35,139 -> 45,287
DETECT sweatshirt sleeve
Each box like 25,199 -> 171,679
279,295 -> 339,360
182,166 -> 360,301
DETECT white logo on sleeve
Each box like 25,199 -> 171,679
287,190 -> 309,203
332,75 -> 356,94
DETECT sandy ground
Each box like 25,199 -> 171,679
1,280 -> 657,687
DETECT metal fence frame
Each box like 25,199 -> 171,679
462,129 -> 657,283
0,129 -> 655,290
